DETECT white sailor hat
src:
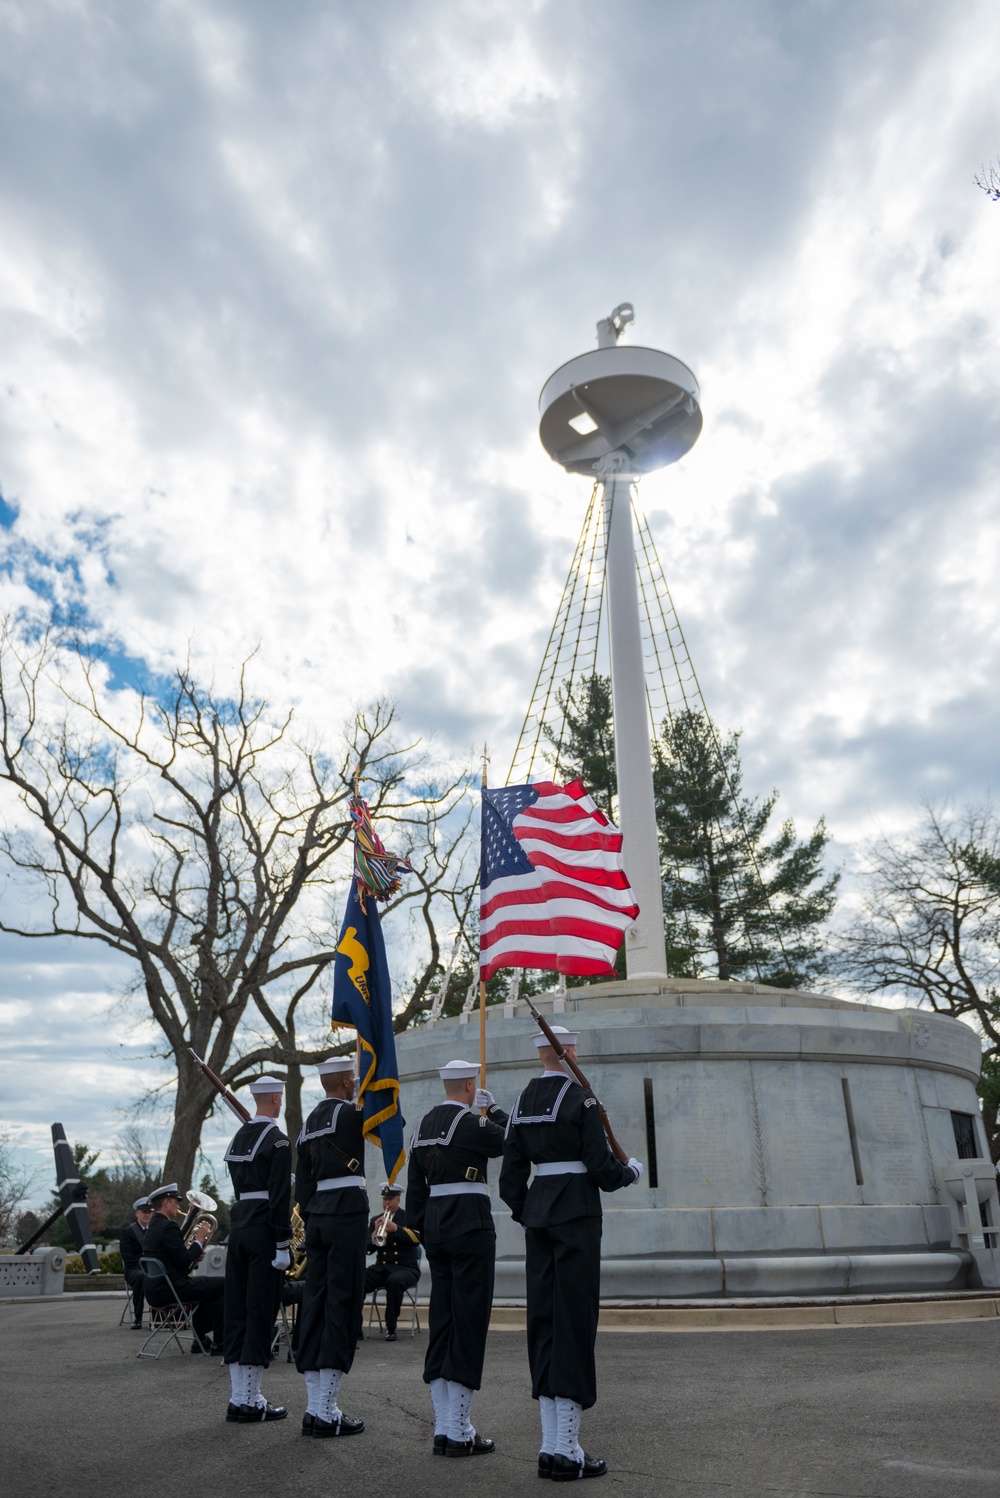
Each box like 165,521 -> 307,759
438,1059 -> 479,1080
132,1196 -> 152,1212
317,1056 -> 355,1076
532,1025 -> 579,1048
380,1181 -> 401,1198
248,1074 -> 285,1094
148,1182 -> 181,1206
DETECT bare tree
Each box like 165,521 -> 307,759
0,1125 -> 34,1246
0,624 -> 470,1186
232,798 -> 479,1149
836,803 -> 1000,1157
975,160 -> 1000,201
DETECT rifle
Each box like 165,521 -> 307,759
520,996 -> 629,1165
188,1049 -> 252,1124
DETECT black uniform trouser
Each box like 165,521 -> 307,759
224,1221 -> 282,1368
124,1266 -> 145,1320
525,1217 -> 601,1409
147,1274 -> 226,1346
295,1212 -> 367,1374
364,1263 -> 420,1330
423,1228 -> 495,1391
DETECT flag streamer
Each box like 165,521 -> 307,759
331,796 -> 410,1183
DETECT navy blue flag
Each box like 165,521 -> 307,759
331,879 -> 406,1184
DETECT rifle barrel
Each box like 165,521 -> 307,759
522,998 -> 629,1164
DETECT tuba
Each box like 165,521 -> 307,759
286,1203 -> 308,1281
180,1188 -> 218,1246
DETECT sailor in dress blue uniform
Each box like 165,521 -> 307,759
500,1025 -> 644,1481
407,1059 -> 508,1456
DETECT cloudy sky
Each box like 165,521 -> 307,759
1,0 -> 999,1194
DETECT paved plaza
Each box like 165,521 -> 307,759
2,1300 -> 999,1497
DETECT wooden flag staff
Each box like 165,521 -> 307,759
479,744 -> 489,1115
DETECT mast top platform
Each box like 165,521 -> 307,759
539,306 -> 702,476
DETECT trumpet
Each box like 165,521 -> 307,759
180,1188 -> 219,1246
372,1206 -> 395,1247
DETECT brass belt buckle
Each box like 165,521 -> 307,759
464,1167 -> 478,1182
347,1158 -> 360,1173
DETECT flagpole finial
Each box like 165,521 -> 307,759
481,742 -> 490,790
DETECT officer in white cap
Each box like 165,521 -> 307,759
500,1025 -> 644,1481
222,1075 -> 292,1424
143,1182 -> 224,1350
406,1059 -> 508,1457
295,1056 -> 366,1439
119,1195 -> 153,1328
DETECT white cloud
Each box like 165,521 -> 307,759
2,0 -> 1000,1174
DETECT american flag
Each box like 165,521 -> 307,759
479,778 -> 639,980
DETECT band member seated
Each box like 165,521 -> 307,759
119,1196 -> 153,1328
223,1074 -> 292,1424
142,1183 -> 225,1352
500,1025 -> 643,1482
364,1183 -> 421,1341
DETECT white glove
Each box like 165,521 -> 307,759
474,1088 -> 496,1110
271,1248 -> 291,1271
626,1157 -> 644,1184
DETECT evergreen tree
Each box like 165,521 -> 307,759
545,675 -> 617,816
654,709 -> 838,987
548,674 -> 838,988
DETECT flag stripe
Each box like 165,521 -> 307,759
480,776 -> 638,980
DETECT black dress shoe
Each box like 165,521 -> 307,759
551,1452 -> 607,1481
538,1452 -> 554,1478
236,1402 -> 288,1423
225,1403 -> 241,1423
312,1413 -> 364,1438
433,1434 -> 448,1455
301,1413 -> 316,1435
385,1330 -> 397,1342
445,1434 -> 496,1457
131,1320 -> 144,1330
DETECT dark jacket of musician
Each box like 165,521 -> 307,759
296,1098 -> 368,1219
225,1119 -> 292,1246
366,1207 -> 421,1269
406,1102 -> 508,1245
119,1220 -> 146,1279
499,1074 -> 636,1224
142,1212 -> 203,1289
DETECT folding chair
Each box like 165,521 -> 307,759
118,1277 -> 147,1328
366,1283 -> 421,1337
118,1282 -> 135,1327
136,1256 -> 209,1359
270,1300 -> 295,1363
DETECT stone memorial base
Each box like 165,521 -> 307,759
388,976 -> 1000,1299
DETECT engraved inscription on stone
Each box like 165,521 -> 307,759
656,1060 -> 762,1207
751,1060 -> 861,1206
848,1065 -> 933,1203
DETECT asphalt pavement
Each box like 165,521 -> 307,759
2,1301 -> 1000,1497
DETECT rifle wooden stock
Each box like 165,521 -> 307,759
188,1049 -> 252,1123
523,999 -> 629,1165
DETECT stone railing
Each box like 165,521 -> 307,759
0,1247 -> 67,1297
